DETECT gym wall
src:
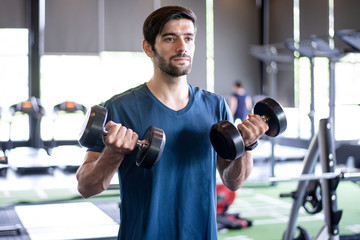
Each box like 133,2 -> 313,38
269,0 -> 293,107
0,0 -> 26,28
0,0 -> 264,104
214,0 -> 260,99
2,0 -> 360,108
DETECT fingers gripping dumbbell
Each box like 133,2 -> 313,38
78,105 -> 166,169
210,98 -> 287,160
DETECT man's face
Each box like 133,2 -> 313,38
152,19 -> 195,77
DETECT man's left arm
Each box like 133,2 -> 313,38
217,113 -> 268,191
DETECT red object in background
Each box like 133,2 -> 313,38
216,184 -> 236,214
216,184 -> 253,230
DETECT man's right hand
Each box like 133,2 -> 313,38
103,121 -> 139,155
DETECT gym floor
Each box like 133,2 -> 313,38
0,144 -> 359,240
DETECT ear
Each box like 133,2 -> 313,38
142,40 -> 154,57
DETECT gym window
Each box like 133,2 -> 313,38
0,29 -> 29,115
40,52 -> 153,112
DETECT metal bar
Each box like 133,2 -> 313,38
251,170 -> 360,183
270,138 -> 275,178
107,184 -> 120,190
0,224 -> 22,235
260,0 -> 270,95
309,58 -> 315,137
273,137 -> 310,149
28,0 -> 42,148
328,59 -> 336,137
28,0 -> 41,98
268,172 -> 337,182
283,131 -> 319,240
318,118 -> 341,240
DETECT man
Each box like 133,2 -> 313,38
76,6 -> 268,240
229,81 -> 253,122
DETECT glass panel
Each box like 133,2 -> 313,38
297,53 -> 360,141
335,53 -> 360,140
40,52 -> 152,110
0,29 -> 28,55
40,52 -> 153,139
0,29 -> 29,141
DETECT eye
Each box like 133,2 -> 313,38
164,37 -> 175,42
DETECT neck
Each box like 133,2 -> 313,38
146,73 -> 189,111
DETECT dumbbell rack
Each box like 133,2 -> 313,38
283,118 -> 342,240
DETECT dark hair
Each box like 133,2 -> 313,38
143,6 -> 197,50
235,81 -> 243,88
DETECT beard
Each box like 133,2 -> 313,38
153,50 -> 192,77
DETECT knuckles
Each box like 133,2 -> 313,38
237,115 -> 269,143
103,125 -> 138,154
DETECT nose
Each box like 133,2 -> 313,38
176,37 -> 187,53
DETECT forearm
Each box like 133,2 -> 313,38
77,121 -> 138,198
76,148 -> 124,198
216,113 -> 268,191
217,151 -> 253,191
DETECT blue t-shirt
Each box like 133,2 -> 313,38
90,83 -> 232,240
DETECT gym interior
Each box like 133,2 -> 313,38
1,0 -> 360,239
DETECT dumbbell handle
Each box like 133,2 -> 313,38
102,128 -> 149,150
242,115 -> 269,126
261,115 -> 270,124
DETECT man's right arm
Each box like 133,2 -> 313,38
76,149 -> 124,198
76,121 -> 138,198
216,114 -> 268,191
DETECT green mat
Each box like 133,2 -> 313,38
0,181 -> 359,240
218,181 -> 360,240
0,187 -> 119,207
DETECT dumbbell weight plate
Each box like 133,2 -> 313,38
253,98 -> 287,137
210,98 -> 287,161
78,105 -> 166,169
210,120 -> 244,160
136,126 -> 166,169
78,105 -> 107,148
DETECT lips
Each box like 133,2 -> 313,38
173,57 -> 190,62
171,54 -> 191,62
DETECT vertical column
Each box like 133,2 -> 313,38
28,0 -> 41,99
318,118 -> 342,239
27,0 -> 42,148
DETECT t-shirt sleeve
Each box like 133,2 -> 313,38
222,97 -> 234,124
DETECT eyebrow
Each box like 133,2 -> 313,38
161,32 -> 195,38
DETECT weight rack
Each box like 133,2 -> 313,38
284,118 -> 343,240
